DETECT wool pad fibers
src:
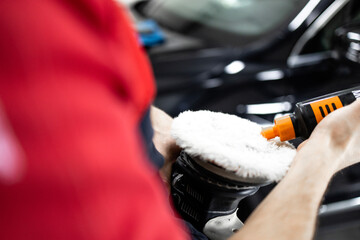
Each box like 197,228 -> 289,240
171,110 -> 297,182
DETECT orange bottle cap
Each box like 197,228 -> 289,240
261,115 -> 296,141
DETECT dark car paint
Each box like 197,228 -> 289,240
132,0 -> 360,116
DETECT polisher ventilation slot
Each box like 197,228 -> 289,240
186,184 -> 204,203
180,201 -> 200,222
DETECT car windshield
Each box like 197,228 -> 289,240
145,0 -> 309,46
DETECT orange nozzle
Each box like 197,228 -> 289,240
261,126 -> 279,140
261,115 -> 296,141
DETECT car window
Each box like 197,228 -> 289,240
145,0 -> 308,46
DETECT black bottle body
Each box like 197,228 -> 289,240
290,86 -> 360,140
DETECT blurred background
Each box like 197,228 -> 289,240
119,0 -> 360,239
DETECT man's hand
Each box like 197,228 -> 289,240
297,99 -> 360,171
150,106 -> 181,192
231,100 -> 360,240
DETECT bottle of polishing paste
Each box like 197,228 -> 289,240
261,86 -> 360,141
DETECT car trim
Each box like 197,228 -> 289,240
288,0 -> 350,68
319,197 -> 360,216
288,51 -> 338,67
288,0 -> 322,31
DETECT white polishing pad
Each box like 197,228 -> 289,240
171,110 -> 296,182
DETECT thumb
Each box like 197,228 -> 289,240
297,140 -> 308,151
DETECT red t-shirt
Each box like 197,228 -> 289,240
0,0 -> 188,239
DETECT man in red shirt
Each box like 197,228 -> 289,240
1,1 -> 360,240
0,0 -> 188,239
